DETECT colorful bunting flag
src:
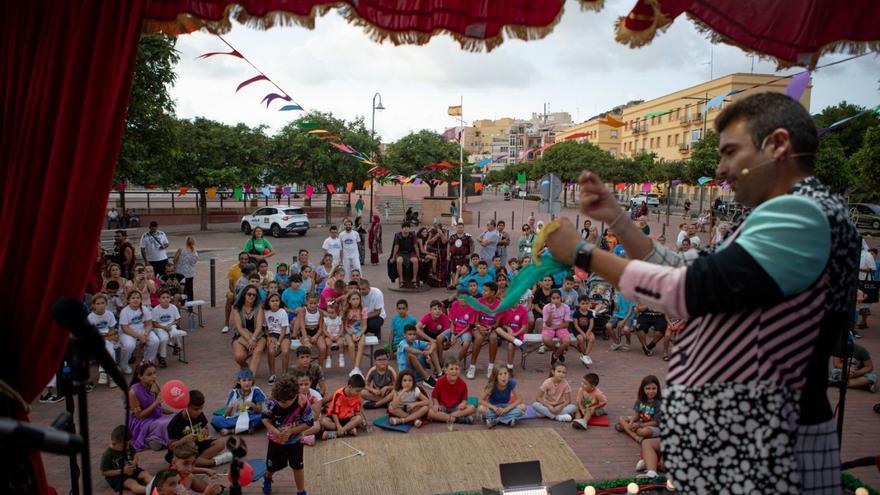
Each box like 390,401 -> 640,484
363,180 -> 372,190
474,183 -> 483,192
703,89 -> 743,115
785,71 -> 811,100
261,93 -> 292,108
641,182 -> 652,192
517,172 -> 527,185
261,186 -> 271,198
413,178 -> 423,185
600,114 -> 625,128
306,129 -> 328,134
451,181 -> 460,186
297,121 -> 321,130
233,187 -> 244,200
282,186 -> 291,198
697,176 -> 713,185
345,182 -> 353,193
207,187 -> 217,199
279,104 -> 303,111
197,50 -> 242,59
236,75 -> 269,92
671,180 -> 682,186
644,110 -> 672,118
178,187 -> 189,196
326,184 -> 336,194
475,158 -> 492,168
305,185 -> 314,198
615,183 -> 626,192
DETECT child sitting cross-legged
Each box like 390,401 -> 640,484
211,369 -> 266,435
572,373 -> 607,430
531,363 -> 576,422
387,369 -> 430,427
616,375 -> 662,445
428,356 -> 476,426
397,324 -> 440,388
361,348 -> 397,409
100,425 -> 152,494
262,373 -> 314,495
165,390 -> 231,467
293,346 -> 328,405
167,440 -> 224,495
320,374 -> 366,439
478,364 -> 524,428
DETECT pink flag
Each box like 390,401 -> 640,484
642,182 -> 652,192
236,75 -> 268,92
305,185 -> 314,198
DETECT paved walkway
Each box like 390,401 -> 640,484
32,196 -> 880,493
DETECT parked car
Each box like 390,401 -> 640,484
850,203 -> 880,231
241,206 -> 309,237
630,192 -> 661,208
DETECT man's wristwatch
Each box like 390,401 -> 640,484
572,240 -> 596,271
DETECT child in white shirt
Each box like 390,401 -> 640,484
322,305 -> 345,368
118,291 -> 159,373
263,292 -> 290,385
150,290 -> 186,369
88,294 -> 119,387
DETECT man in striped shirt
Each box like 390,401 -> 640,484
545,92 -> 859,494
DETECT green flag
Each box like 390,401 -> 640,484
233,187 -> 244,200
517,172 -> 526,184
296,121 -> 321,130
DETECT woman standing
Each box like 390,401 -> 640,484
518,224 -> 535,259
174,236 -> 199,303
369,214 -> 382,265
244,227 -> 275,264
355,216 -> 368,265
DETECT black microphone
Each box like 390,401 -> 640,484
0,417 -> 84,455
52,297 -> 129,391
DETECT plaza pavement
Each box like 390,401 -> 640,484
31,194 -> 880,493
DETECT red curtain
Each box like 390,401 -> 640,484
0,1 -> 146,491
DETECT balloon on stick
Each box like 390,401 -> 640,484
161,380 -> 189,409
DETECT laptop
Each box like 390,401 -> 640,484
499,461 -> 548,495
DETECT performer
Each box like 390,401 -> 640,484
368,214 -> 382,265
543,93 -> 859,494
447,221 -> 473,289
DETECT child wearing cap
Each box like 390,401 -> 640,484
211,369 -> 267,435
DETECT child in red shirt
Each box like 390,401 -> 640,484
497,303 -> 528,370
436,298 -> 476,365
428,357 -> 476,427
468,282 -> 502,380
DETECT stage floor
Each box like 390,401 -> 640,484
306,427 -> 591,494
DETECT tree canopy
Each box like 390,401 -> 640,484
383,130 -> 464,196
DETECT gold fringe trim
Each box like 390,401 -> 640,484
577,0 -> 605,13
687,13 -> 880,69
142,1 -> 584,53
614,0 -> 672,49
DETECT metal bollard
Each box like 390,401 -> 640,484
477,210 -> 481,227
576,214 -> 580,229
210,258 -> 216,307
493,210 -> 497,221
510,210 -> 514,227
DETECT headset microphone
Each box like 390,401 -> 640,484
740,152 -> 814,176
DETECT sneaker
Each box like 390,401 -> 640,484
572,419 -> 588,430
636,459 -> 646,472
558,353 -> 566,363
537,344 -> 547,354
389,417 -> 403,426
85,382 -> 95,393
642,344 -> 652,356
622,344 -> 631,352
121,366 -> 133,375
636,470 -> 658,480
301,435 -> 316,446
584,355 -> 593,366
349,367 -> 362,377
646,341 -> 656,351
556,414 -> 572,422
580,354 -> 591,366
507,419 -> 516,428
486,363 -> 494,378
325,357 -> 332,369
513,338 -> 523,347
424,376 -> 437,389
853,331 -> 862,339
39,393 -> 58,404
414,419 -> 423,428
609,342 -> 622,351
871,382 -> 877,394
339,354 -> 345,367
109,380 -> 118,389
506,364 -> 515,370
455,415 -> 474,425
222,325 -> 229,334
213,451 -> 233,466
262,477 -> 273,494
158,357 -> 167,369
486,418 -> 498,428
98,372 -> 108,385
268,374 -> 277,385
466,364 -> 476,380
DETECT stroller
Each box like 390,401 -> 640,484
581,274 -> 615,340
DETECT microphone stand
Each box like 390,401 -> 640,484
226,436 -> 248,495
59,336 -> 93,495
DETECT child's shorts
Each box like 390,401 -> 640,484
106,468 -> 144,492
830,368 -> 878,385
440,329 -> 473,344
646,426 -> 661,437
541,328 -> 570,339
267,441 -> 304,472
635,315 -> 667,333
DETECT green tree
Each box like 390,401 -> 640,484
848,126 -> 880,202
383,130 -> 464,197
814,102 -> 880,157
170,118 -> 270,231
813,134 -> 853,195
536,141 -> 615,206
686,131 -> 720,182
269,112 -> 376,222
116,34 -> 180,211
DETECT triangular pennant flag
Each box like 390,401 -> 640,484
345,182 -> 353,193
261,186 -> 271,198
178,187 -> 189,196
306,129 -> 328,134
261,93 -> 292,108
305,185 -> 314,198
282,186 -> 291,198
206,187 -> 217,199
363,179 -> 372,190
697,176 -> 713,185
517,172 -> 526,185
297,121 -> 321,130
236,75 -> 269,92
474,183 -> 483,192
615,183 -> 626,192
279,104 -> 303,111
413,178 -> 423,185
197,50 -> 242,59
641,182 -> 652,192
475,158 -> 491,167
233,187 -> 244,200
326,184 -> 337,194
785,71 -> 811,100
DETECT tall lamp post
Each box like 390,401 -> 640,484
370,92 -> 385,222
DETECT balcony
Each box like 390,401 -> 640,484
692,114 -> 703,125
679,143 -> 690,153
679,117 -> 690,127
632,126 -> 642,135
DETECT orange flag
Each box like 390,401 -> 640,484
474,183 -> 483,192
326,184 -> 336,194
363,179 -> 371,190
345,182 -> 353,193
178,187 -> 189,196
206,187 -> 217,199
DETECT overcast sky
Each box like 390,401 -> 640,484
171,0 -> 879,142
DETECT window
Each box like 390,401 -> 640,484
692,128 -> 702,142
253,208 -> 268,216
685,105 -> 692,120
509,135 -> 516,146
610,130 -> 618,139
674,134 -> 679,145
650,137 -> 654,148
667,135 -> 671,147
609,148 -> 617,157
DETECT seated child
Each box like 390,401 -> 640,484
298,293 -> 326,367
416,300 -> 451,365
478,365 -> 524,428
262,374 -> 314,495
148,469 -> 181,495
101,425 -> 152,494
571,295 -> 595,367
322,305 -> 345,369
609,291 -> 635,352
468,282 -> 503,380
507,257 -> 520,279
361,348 -> 397,409
496,303 -> 527,370
388,369 -> 430,427
262,292 -> 290,384
294,370 -> 323,446
275,262 -> 290,287
166,390 -> 230,467
559,276 -> 579,309
397,325 -> 439,388
436,298 -> 476,366
542,290 -> 572,367
616,375 -> 662,444
320,374 -> 366,439
88,294 -> 120,388
531,363 -> 576,422
168,441 -> 224,495
211,369 -> 266,435
588,283 -> 613,338
294,346 -> 327,403
831,343 -> 877,392
151,289 -> 187,369
281,274 -> 306,322
428,357 -> 476,426
392,299 -> 418,351
572,373 -> 607,430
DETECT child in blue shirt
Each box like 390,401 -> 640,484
457,261 -> 493,295
281,274 -> 306,323
396,325 -> 439,387
559,276 -> 579,314
609,291 -> 635,351
390,299 -> 417,351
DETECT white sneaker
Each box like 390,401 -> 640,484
513,338 -> 523,347
349,367 -> 363,377
580,354 -> 591,366
221,325 -> 229,334
213,451 -> 233,466
486,363 -> 494,378
466,364 -> 476,380
109,380 -> 118,388
506,363 -> 514,370
121,366 -> 133,375
325,357 -> 332,369
556,414 -> 572,422
98,372 -> 108,385
339,354 -> 345,367
635,459 -> 646,472
610,342 -> 622,351
537,344 -> 547,354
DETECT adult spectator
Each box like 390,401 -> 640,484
871,248 -> 880,282
292,249 -> 318,289
322,225 -> 342,267
107,207 -> 120,229
222,252 -> 250,334
391,223 -> 419,287
495,220 -> 510,266
857,240 -> 875,330
579,220 -> 592,240
831,343 -> 876,393
173,236 -> 199,304
369,214 -> 383,265
114,229 -> 137,279
686,224 -> 701,248
339,218 -> 361,282
518,223 -> 536,259
478,219 -> 500,263
355,216 -> 368,265
355,194 -> 365,218
159,261 -> 186,306
358,279 -> 386,339
140,221 -> 170,275
244,226 -> 275,264
675,223 -> 688,248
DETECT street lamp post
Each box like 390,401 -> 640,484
370,92 -> 385,224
